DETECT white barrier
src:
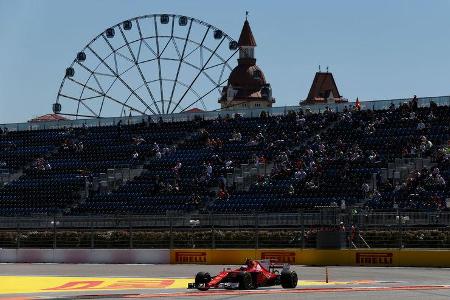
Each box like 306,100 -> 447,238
0,249 -> 170,264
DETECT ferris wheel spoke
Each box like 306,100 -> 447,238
80,95 -> 104,101
167,19 -> 193,114
158,17 -> 175,59
182,26 -> 210,63
153,16 -> 165,113
76,61 -> 115,79
92,74 -> 106,94
200,47 -> 204,68
87,45 -> 158,115
170,36 -> 226,114
141,39 -> 158,57
67,74 -> 147,116
158,36 -> 173,59
172,35 -> 232,71
200,98 -> 207,110
76,62 -> 107,94
59,93 -> 100,118
217,63 -> 227,94
137,39 -> 143,61
101,35 -> 120,74
118,25 -> 161,115
181,60 -> 220,92
136,19 -> 157,57
116,51 -> 134,64
128,78 -> 202,105
180,76 -> 229,113
171,37 -> 182,60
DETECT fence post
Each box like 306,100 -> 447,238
90,219 -> 95,249
129,218 -> 133,249
169,215 -> 174,249
397,206 -> 403,249
255,213 -> 259,249
301,211 -> 305,249
53,216 -> 57,249
210,213 -> 215,249
16,221 -> 21,249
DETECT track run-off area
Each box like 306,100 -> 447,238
0,264 -> 450,299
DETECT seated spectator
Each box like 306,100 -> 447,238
294,169 -> 307,181
417,121 -> 426,131
131,151 -> 139,160
216,188 -> 229,200
132,136 -> 145,145
206,162 -> 213,178
230,130 -> 242,141
425,168 -> 446,187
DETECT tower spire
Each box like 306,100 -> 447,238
238,18 -> 256,47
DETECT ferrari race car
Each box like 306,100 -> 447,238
188,259 -> 298,291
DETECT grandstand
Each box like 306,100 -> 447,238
0,97 -> 449,218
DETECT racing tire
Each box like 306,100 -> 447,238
280,271 -> 298,289
195,272 -> 211,291
237,271 -> 253,290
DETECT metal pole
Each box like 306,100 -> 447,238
301,211 -> 305,249
398,206 -> 402,249
129,218 -> 133,249
16,221 -> 21,249
211,213 -> 215,249
169,215 -> 174,249
53,216 -> 57,249
255,213 -> 259,249
90,219 -> 94,249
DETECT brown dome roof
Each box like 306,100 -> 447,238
228,64 -> 266,90
222,64 -> 267,100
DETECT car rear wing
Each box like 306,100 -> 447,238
258,259 -> 290,271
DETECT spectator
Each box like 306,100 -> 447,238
417,121 -> 425,131
206,162 -> 213,178
362,183 -> 370,198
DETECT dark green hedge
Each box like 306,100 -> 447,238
0,229 -> 448,248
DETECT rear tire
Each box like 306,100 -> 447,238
281,271 -> 298,288
237,271 -> 253,290
195,272 -> 211,291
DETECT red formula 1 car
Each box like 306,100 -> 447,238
188,259 -> 298,291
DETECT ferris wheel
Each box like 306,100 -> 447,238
53,14 -> 239,119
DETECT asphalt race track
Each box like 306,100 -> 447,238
0,264 -> 450,299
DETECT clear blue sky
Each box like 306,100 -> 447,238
1,0 -> 450,123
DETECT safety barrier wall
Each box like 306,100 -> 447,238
170,249 -> 450,267
0,249 -> 170,264
2,248 -> 449,266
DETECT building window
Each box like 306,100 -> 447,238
253,70 -> 262,80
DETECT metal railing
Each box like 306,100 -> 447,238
2,95 -> 449,132
0,211 -> 450,230
0,210 -> 449,249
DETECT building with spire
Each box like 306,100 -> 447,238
219,18 -> 274,109
300,71 -> 347,105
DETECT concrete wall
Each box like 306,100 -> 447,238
0,249 -> 169,264
3,248 -> 450,266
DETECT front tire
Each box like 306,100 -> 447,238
237,271 -> 253,290
281,271 -> 298,288
195,272 -> 211,291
